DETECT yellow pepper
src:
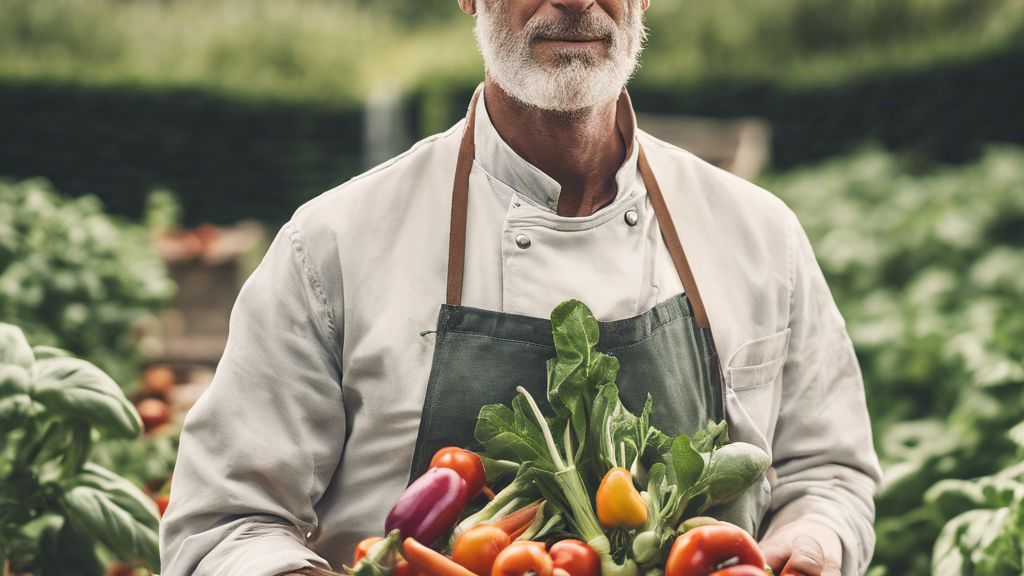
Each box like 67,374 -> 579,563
595,467 -> 648,529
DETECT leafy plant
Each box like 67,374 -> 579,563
0,322 -> 160,574
764,145 -> 1024,576
0,178 -> 174,389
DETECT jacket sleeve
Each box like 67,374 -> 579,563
762,210 -> 884,576
159,221 -> 345,576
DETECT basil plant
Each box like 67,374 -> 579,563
0,323 -> 160,574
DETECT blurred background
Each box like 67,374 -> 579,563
1,0 -> 1023,574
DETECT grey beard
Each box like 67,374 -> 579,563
474,2 -> 646,113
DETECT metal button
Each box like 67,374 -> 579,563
625,209 -> 639,226
515,234 -> 531,249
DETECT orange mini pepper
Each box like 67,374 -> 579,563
596,467 -> 648,529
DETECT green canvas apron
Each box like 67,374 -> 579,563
408,91 -> 771,537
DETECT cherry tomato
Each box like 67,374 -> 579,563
779,567 -> 808,576
136,398 -> 170,432
665,524 -> 766,576
491,541 -> 553,576
453,524 -> 512,576
708,566 -> 768,576
430,447 -> 487,498
549,540 -> 600,576
141,364 -> 176,397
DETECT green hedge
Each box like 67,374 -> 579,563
0,82 -> 365,226
1,48 -> 1021,225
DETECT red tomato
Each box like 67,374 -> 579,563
491,541 -> 553,576
154,494 -> 170,517
779,567 -> 807,576
708,567 -> 768,576
136,398 -> 170,432
665,525 -> 766,576
141,364 -> 176,397
430,447 -> 486,498
453,524 -> 512,576
549,540 -> 600,576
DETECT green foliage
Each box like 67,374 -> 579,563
0,323 -> 159,574
2,0 -> 1023,104
0,178 -> 174,388
763,146 -> 1024,576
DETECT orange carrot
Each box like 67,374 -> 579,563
490,502 -> 542,536
403,537 -> 478,576
507,522 -> 531,541
482,486 -> 496,501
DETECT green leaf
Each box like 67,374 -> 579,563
669,436 -> 704,492
22,518 -> 106,576
72,463 -> 153,513
0,364 -> 31,399
59,484 -> 161,571
698,442 -> 771,507
691,421 -> 729,453
478,455 -> 520,482
30,357 -> 142,438
31,346 -> 74,360
0,323 -> 35,368
547,301 -> 620,459
475,403 -> 553,469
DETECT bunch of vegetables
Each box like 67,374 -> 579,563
348,300 -> 772,576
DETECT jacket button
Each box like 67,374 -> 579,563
625,209 -> 639,226
515,234 -> 532,249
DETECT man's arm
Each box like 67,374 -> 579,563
760,211 -> 883,576
160,221 -> 345,576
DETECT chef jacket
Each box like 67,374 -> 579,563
159,87 -> 883,576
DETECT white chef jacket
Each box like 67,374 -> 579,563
160,86 -> 882,576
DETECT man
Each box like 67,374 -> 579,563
160,1 -> 882,575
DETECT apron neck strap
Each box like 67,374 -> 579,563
445,90 -> 712,330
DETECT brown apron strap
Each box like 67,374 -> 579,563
446,91 -> 712,330
446,89 -> 480,306
638,145 -> 711,329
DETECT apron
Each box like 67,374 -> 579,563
408,91 -> 771,537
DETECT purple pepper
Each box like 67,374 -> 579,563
385,467 -> 469,546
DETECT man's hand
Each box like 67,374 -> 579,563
759,520 -> 842,576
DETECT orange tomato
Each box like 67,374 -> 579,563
491,541 -> 552,576
453,524 -> 511,576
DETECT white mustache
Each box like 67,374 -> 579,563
526,15 -> 617,47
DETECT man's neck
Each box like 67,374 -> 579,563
483,77 -> 627,217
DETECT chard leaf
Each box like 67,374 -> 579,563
547,301 -> 620,460
692,421 -> 729,453
669,435 -> 704,492
475,403 -> 553,469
